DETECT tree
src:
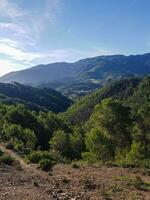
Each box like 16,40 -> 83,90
85,128 -> 113,162
86,98 -> 132,158
133,106 -> 150,158
37,111 -> 69,149
70,127 -> 85,160
49,130 -> 70,158
5,124 -> 37,151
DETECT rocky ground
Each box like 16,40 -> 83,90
0,144 -> 150,200
0,162 -> 150,200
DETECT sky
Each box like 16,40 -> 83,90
0,0 -> 150,76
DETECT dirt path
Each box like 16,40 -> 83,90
0,143 -> 41,175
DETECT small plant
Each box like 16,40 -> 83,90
143,169 -> 150,176
110,185 -> 123,193
80,175 -> 96,190
26,151 -> 51,164
133,176 -> 144,189
101,184 -> 112,200
39,159 -> 52,171
132,176 -> 150,191
0,149 -> 3,156
71,162 -> 80,169
33,180 -> 39,187
5,143 -> 14,150
0,154 -> 14,165
61,177 -> 70,185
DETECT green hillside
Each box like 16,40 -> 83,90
0,76 -> 149,170
64,78 -> 141,124
0,82 -> 72,113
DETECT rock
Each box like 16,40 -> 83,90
3,192 -> 9,196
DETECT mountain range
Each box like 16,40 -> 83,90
1,53 -> 150,98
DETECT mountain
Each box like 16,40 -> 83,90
0,82 -> 72,113
0,62 -> 81,84
1,53 -> 150,97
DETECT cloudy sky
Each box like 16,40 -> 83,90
0,0 -> 150,76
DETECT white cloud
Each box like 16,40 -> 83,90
0,0 -> 116,77
0,0 -> 25,18
0,38 -> 113,64
0,0 -> 63,40
0,39 -> 46,64
23,0 -> 63,39
0,59 -> 22,76
0,22 -> 26,34
0,37 -> 116,76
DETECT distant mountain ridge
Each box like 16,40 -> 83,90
0,82 -> 71,113
1,53 -> 150,97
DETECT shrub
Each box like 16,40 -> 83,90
115,144 -> 150,168
82,151 -> 98,164
39,159 -> 52,171
49,150 -> 69,164
0,154 -> 14,165
79,175 -> 96,190
5,143 -> 14,150
0,149 -> 3,156
132,176 -> 150,191
71,162 -> 80,169
27,151 -> 51,164
5,124 -> 37,152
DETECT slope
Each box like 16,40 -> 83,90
63,78 -> 141,124
0,82 -> 72,113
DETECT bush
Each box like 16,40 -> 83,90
115,144 -> 150,168
5,143 -> 14,150
4,124 -> 37,152
49,150 -> 69,164
26,151 -> 52,164
71,162 -> 80,169
79,175 -> 96,189
39,159 -> 52,171
82,152 -> 98,164
0,154 -> 14,165
132,176 -> 150,191
0,149 -> 3,156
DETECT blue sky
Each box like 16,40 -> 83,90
0,0 -> 150,76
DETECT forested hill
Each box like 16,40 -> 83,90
63,77 -> 142,124
0,82 -> 72,113
0,76 -> 149,171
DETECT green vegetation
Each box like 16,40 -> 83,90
130,176 -> 150,191
63,78 -> 140,124
0,82 -> 72,113
0,76 -> 150,170
39,159 -> 52,171
0,153 -> 15,165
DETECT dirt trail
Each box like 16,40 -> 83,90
0,143 -> 41,175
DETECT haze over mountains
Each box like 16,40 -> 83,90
1,53 -> 150,97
